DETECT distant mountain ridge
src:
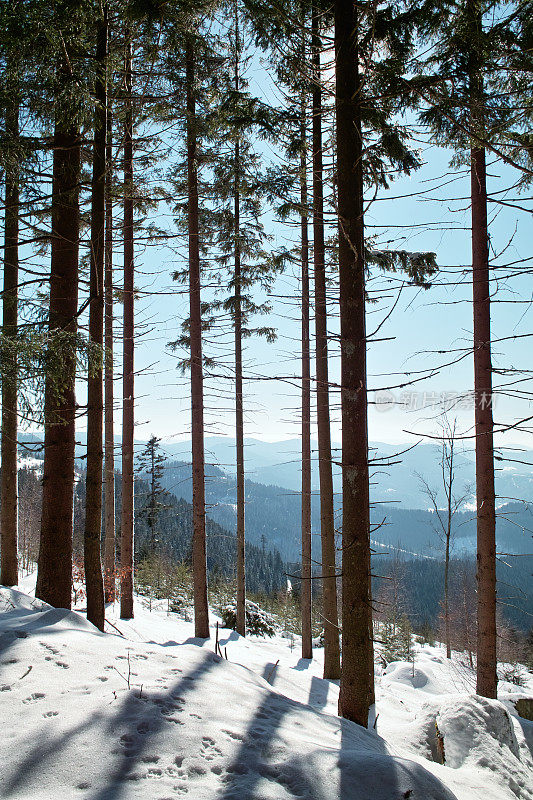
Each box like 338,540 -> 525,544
156,460 -> 533,565
20,432 -> 533,512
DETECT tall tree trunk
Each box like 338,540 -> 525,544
234,5 -> 246,639
471,145 -> 497,696
335,0 -> 374,726
103,101 -> 116,603
300,75 -> 312,661
468,0 -> 497,700
150,443 -> 156,553
120,35 -> 134,620
0,92 -> 19,587
84,9 -> 108,631
444,439 -> 453,659
36,118 -> 81,608
186,39 -> 209,639
444,528 -> 451,659
312,7 -> 340,680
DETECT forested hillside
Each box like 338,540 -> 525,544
1,0 -> 532,795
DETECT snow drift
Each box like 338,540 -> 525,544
1,584 -> 532,800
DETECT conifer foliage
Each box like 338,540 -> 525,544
0,0 -> 529,737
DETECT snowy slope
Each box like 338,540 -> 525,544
1,583 -> 532,800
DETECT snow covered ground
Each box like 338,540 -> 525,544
1,578 -> 531,800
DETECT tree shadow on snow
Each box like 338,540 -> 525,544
262,661 -> 279,685
292,657 -> 312,671
1,650 -> 219,800
215,686 -> 456,800
307,675 -> 330,709
88,649 -> 219,800
218,630 -> 240,647
2,714 -> 105,796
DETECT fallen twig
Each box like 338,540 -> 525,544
105,618 -> 124,636
265,660 -> 279,684
19,665 -> 33,680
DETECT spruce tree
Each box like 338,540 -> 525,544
120,29 -> 135,620
36,4 -> 87,608
299,24 -> 312,662
333,0 -> 436,725
103,102 -> 116,603
414,0 -> 532,700
186,33 -> 210,639
84,4 -> 108,631
136,435 -> 168,555
312,2 -> 340,681
0,3 -> 21,587
208,1 -> 285,636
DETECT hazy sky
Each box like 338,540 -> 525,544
37,42 -> 528,461
115,137 -> 532,462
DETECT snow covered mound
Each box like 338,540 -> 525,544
437,695 -> 519,768
0,588 -> 458,800
383,660 -> 439,691
0,585 -> 50,613
435,695 -> 533,799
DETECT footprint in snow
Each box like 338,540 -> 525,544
55,661 -> 69,669
42,711 -> 59,718
201,736 -> 223,761
23,692 -> 45,704
187,763 -> 207,778
137,721 -> 151,734
222,729 -> 244,742
40,642 -> 59,655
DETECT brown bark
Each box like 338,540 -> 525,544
234,7 -> 246,639
468,0 -> 497,700
0,93 -> 19,587
120,35 -> 134,620
84,11 -> 108,631
335,0 -> 374,726
300,78 -> 312,661
36,121 -> 81,609
444,437 -> 453,660
186,39 -> 209,639
312,7 -> 340,680
103,101 -> 116,603
471,146 -> 497,697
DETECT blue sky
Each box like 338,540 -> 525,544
118,132 -> 532,462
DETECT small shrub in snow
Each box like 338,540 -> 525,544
381,614 -> 413,665
498,663 -> 528,687
220,600 -> 277,637
169,594 -> 193,621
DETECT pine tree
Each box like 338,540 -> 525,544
299,26 -> 312,662
84,4 -> 108,631
120,30 -> 135,620
312,2 -> 340,681
208,1 -> 286,636
136,435 -> 168,555
186,33 -> 210,639
36,8 -> 85,608
103,101 -> 116,604
413,0 -> 532,700
0,9 -> 20,587
468,0 -> 497,700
